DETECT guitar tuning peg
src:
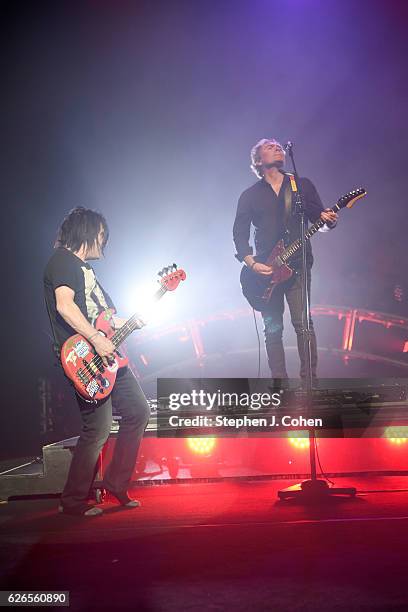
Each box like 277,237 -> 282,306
172,263 -> 177,270
158,270 -> 164,277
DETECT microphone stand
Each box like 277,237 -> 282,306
277,143 -> 356,501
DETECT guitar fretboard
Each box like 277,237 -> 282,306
280,203 -> 340,263
111,285 -> 167,347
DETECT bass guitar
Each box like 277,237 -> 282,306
60,264 -> 186,402
240,188 -> 366,311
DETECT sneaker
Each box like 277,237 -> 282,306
105,489 -> 141,508
58,504 -> 103,517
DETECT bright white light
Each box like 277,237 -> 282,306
126,280 -> 179,326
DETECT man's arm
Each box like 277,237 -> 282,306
234,192 -> 273,275
55,286 -> 115,362
233,192 -> 254,262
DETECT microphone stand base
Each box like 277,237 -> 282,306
278,479 -> 357,501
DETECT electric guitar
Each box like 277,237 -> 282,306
60,264 -> 186,402
240,188 -> 367,311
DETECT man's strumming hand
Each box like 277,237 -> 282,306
91,333 -> 116,366
252,262 -> 273,276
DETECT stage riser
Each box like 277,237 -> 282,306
1,437 -> 407,501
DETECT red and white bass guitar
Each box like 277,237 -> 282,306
60,264 -> 186,402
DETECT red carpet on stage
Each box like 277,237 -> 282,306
1,477 -> 408,610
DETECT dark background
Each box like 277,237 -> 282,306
1,0 -> 407,458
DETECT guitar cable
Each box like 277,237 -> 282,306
252,308 -> 262,379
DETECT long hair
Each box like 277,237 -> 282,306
55,207 -> 109,254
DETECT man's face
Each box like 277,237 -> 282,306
258,140 -> 285,169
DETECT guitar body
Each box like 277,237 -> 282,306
240,240 -> 293,311
61,309 -> 129,402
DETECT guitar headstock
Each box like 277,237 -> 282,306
337,188 -> 367,209
158,263 -> 186,291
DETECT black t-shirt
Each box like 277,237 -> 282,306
44,247 -> 115,349
233,175 -> 325,268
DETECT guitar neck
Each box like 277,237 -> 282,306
280,203 -> 340,263
110,285 -> 167,348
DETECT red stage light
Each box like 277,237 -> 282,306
384,426 -> 408,445
186,438 -> 216,455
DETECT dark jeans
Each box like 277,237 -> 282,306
261,269 -> 317,380
61,367 -> 150,510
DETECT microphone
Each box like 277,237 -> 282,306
283,141 -> 293,151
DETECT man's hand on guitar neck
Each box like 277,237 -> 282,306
243,256 -> 273,276
112,315 -> 127,329
321,208 -> 338,227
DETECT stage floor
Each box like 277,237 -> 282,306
1,476 -> 408,611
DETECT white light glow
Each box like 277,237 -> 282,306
126,280 -> 179,327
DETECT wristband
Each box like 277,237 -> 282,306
89,332 -> 99,341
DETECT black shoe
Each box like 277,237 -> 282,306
58,503 -> 103,517
105,489 -> 141,508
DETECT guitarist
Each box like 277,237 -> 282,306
44,207 -> 150,516
233,138 -> 338,384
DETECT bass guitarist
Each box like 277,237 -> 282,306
233,138 -> 338,385
44,207 -> 150,516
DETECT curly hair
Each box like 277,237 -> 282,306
55,207 -> 109,254
250,138 -> 282,179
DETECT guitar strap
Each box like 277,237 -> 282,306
283,173 -> 302,242
283,184 -> 293,243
